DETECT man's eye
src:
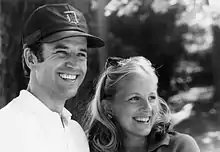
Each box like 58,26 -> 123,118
56,51 -> 68,56
77,52 -> 87,58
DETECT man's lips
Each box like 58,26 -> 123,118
58,72 -> 79,81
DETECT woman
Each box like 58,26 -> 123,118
83,56 -> 200,152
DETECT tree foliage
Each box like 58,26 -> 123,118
103,0 -> 220,103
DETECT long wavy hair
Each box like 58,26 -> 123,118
83,56 -> 172,152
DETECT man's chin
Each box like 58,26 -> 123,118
65,89 -> 78,99
55,87 -> 77,100
56,81 -> 82,99
67,92 -> 77,99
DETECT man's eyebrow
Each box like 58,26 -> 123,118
53,44 -> 87,51
53,44 -> 69,50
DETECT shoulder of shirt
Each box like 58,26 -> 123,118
168,131 -> 200,152
0,96 -> 22,118
68,120 -> 89,146
0,97 -> 25,134
68,120 -> 85,133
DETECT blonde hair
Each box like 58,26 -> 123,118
83,56 -> 171,152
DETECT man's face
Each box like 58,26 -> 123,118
33,36 -> 87,100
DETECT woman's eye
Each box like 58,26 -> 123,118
128,96 -> 140,103
148,96 -> 156,102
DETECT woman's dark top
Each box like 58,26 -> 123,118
147,131 -> 200,152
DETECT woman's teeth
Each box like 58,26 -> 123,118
59,73 -> 77,80
134,117 -> 150,123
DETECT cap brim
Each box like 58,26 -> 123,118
40,30 -> 105,48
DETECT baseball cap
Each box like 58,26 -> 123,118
22,3 -> 105,48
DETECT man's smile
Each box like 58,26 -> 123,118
58,72 -> 79,81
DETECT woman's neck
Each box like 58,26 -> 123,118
123,135 -> 147,152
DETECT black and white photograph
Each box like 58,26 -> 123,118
0,0 -> 219,152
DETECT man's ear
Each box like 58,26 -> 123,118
23,47 -> 38,69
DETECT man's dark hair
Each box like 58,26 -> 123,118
22,42 -> 44,77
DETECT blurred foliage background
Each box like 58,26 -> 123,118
1,0 -> 220,151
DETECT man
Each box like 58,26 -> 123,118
0,3 -> 104,152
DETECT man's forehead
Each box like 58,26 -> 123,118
42,37 -> 87,50
53,36 -> 87,44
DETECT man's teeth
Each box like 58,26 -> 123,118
134,117 -> 150,123
59,73 -> 77,80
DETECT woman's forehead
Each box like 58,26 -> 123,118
118,72 -> 156,86
115,73 -> 157,96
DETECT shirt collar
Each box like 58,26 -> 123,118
18,90 -> 72,125
148,133 -> 170,152
61,107 -> 72,125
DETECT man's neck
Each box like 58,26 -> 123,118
27,85 -> 65,115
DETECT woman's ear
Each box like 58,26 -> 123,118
102,99 -> 114,115
23,48 -> 38,69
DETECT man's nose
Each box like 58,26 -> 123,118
65,55 -> 79,68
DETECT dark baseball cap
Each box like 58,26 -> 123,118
22,3 -> 105,48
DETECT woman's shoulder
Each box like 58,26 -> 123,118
168,131 -> 200,152
169,131 -> 195,143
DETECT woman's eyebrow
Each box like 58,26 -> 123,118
80,48 -> 87,53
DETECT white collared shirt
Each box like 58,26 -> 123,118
0,90 -> 89,152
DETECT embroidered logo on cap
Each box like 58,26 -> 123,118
64,11 -> 79,25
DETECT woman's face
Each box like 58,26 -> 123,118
110,72 -> 159,139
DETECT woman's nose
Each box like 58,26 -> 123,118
141,100 -> 153,111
